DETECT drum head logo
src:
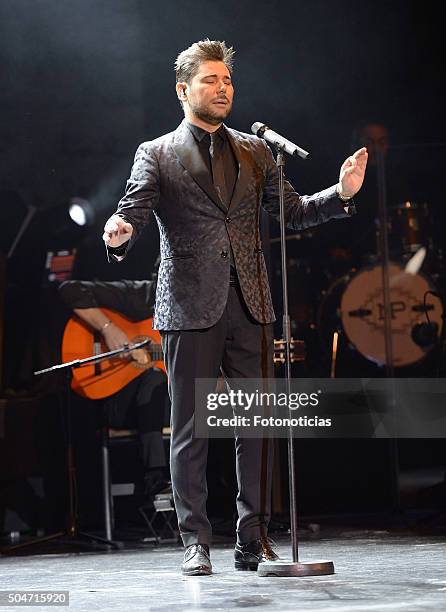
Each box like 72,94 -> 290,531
340,263 -> 443,366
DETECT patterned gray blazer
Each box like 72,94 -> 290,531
109,119 -> 354,331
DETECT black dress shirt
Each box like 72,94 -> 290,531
185,121 -> 238,207
59,279 -> 156,321
186,121 -> 239,273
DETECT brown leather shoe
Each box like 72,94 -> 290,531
182,544 -> 212,576
234,537 -> 279,571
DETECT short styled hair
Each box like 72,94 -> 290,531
174,39 -> 235,84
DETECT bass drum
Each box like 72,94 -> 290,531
317,262 -> 443,367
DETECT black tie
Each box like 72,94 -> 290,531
209,132 -> 229,208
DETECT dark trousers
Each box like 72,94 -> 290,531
161,284 -> 274,546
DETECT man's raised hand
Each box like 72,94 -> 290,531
102,215 -> 133,248
338,147 -> 368,199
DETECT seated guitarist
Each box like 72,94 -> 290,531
59,276 -> 170,498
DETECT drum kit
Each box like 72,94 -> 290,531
286,201 -> 445,372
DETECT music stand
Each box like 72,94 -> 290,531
1,340 -> 149,554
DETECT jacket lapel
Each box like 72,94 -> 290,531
225,127 -> 251,213
171,121 -> 227,214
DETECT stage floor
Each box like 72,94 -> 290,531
1,532 -> 446,611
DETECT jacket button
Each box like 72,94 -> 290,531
225,217 -> 231,223
221,250 -> 228,258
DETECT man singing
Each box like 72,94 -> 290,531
103,39 -> 368,575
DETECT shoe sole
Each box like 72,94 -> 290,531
182,568 -> 212,576
234,561 -> 258,571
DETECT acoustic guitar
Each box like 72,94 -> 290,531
62,306 -> 305,400
61,308 -> 165,400
273,338 -> 305,365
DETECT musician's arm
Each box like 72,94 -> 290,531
74,308 -> 130,351
59,280 -> 131,351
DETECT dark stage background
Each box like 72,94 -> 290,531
0,0 -> 445,536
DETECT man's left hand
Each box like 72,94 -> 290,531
338,147 -> 368,199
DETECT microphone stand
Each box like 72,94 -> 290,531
1,340 -> 148,554
258,145 -> 334,577
375,150 -> 400,513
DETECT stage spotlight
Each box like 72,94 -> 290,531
46,197 -> 95,250
68,197 -> 95,227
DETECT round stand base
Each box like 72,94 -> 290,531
257,560 -> 335,577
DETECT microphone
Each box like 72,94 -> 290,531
411,322 -> 439,348
251,122 -> 309,159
